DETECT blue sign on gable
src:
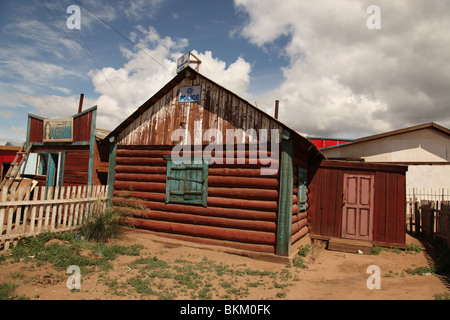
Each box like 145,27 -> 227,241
179,85 -> 202,103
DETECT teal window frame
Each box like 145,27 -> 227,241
297,167 -> 307,212
165,156 -> 208,207
37,152 -> 65,188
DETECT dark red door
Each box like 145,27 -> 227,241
342,174 -> 374,241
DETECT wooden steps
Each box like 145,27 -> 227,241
327,237 -> 373,254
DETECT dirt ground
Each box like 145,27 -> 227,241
1,230 -> 449,300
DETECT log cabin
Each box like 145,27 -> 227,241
105,66 -> 325,257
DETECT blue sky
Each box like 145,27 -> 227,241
1,0 -> 449,145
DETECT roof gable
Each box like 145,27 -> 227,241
106,67 -> 324,159
321,122 -> 450,151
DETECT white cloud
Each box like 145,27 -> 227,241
17,94 -> 95,118
123,0 -> 165,20
235,0 -> 450,138
17,26 -> 253,132
190,50 -> 252,98
50,86 -> 72,95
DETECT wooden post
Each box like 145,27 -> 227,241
78,93 -> 84,114
415,201 -> 420,235
87,107 -> 97,189
429,208 -> 435,240
276,129 -> 293,256
107,137 -> 117,208
274,100 -> 279,119
29,186 -> 39,234
447,213 -> 450,248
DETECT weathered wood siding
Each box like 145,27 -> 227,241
117,74 -> 283,146
25,107 -> 106,187
28,110 -> 93,144
110,68 -> 323,254
308,160 -> 407,247
25,145 -> 90,187
113,145 -> 281,253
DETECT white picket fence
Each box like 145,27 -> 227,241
0,184 -> 108,250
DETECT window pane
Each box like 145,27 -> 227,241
298,167 -> 307,212
38,154 -> 49,176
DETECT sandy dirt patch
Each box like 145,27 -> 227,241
0,230 -> 449,300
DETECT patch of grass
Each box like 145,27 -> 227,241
127,276 -> 157,297
406,243 -> 423,253
4,229 -> 306,300
371,246 -> 382,255
197,283 -> 213,300
405,266 -> 435,276
434,292 -> 450,300
292,244 -> 313,268
80,207 -> 124,243
298,244 -> 312,257
0,282 -> 29,300
9,231 -> 144,274
10,271 -> 25,280
131,256 -> 169,273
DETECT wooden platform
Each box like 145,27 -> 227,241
327,237 -> 373,254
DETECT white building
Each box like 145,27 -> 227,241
321,122 -> 450,191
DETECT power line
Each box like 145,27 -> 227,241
73,0 -> 170,71
39,0 -> 119,97
47,0 -> 117,95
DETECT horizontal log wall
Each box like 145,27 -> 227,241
113,145 -> 281,254
291,139 -> 310,245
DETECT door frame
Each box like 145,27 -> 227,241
341,173 -> 375,241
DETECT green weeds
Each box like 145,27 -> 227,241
0,282 -> 28,300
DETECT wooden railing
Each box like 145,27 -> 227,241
0,184 -> 108,250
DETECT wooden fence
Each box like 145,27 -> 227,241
407,188 -> 449,233
0,184 -> 108,251
407,190 -> 450,247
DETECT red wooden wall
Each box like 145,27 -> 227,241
26,108 -> 100,187
308,160 -> 407,247
28,111 -> 93,144
113,145 -> 282,254
0,148 -> 20,164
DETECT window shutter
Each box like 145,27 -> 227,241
166,158 -> 208,206
298,167 -> 307,212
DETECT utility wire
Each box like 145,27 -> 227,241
73,0 -> 170,71
46,0 -> 117,95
